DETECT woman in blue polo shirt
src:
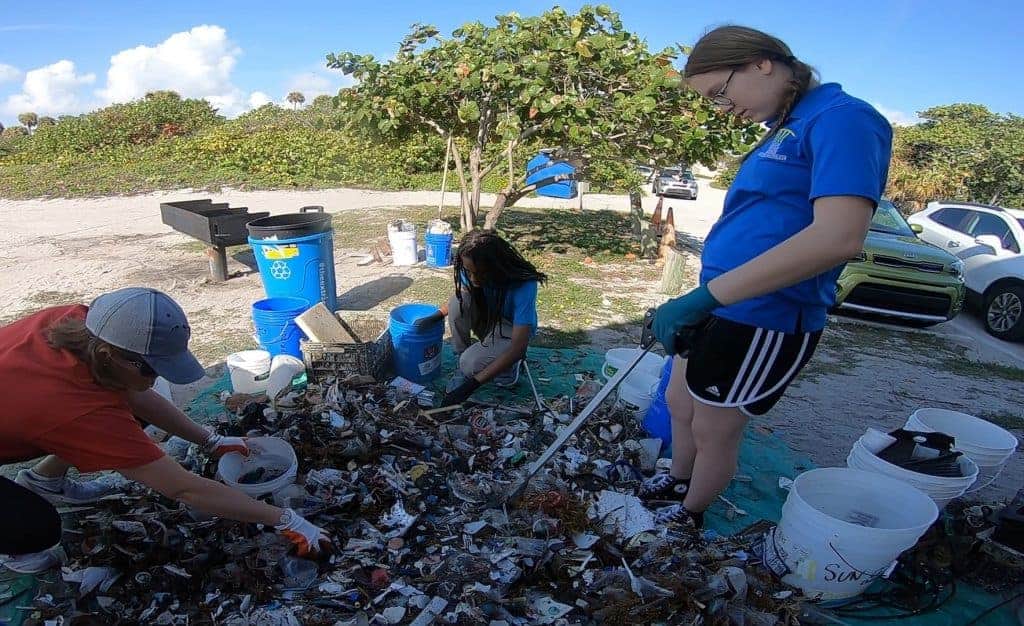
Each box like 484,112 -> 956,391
415,230 -> 546,405
641,26 -> 893,529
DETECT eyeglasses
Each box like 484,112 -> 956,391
118,351 -> 156,377
710,69 -> 736,108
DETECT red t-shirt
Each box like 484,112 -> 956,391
0,305 -> 165,472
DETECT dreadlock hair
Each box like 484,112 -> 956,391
684,25 -> 818,161
453,229 -> 547,341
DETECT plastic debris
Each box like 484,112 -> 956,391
24,368 -> 810,625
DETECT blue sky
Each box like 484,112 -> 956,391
1,0 -> 1021,127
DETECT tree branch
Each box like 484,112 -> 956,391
478,124 -> 544,180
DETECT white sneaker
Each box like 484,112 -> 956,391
15,469 -> 120,505
0,547 -> 65,573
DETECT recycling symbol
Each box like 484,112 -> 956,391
269,260 -> 292,280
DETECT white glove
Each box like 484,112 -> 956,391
274,508 -> 333,556
202,432 -> 249,457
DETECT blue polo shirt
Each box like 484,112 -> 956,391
700,83 -> 892,333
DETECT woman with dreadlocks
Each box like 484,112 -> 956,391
639,26 -> 892,529
415,230 -> 547,406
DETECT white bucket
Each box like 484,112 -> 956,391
617,370 -> 659,413
846,436 -> 978,510
217,436 -> 298,497
771,467 -> 938,601
266,354 -> 306,399
388,226 -> 418,266
602,348 -> 665,385
226,350 -> 272,394
905,408 -> 1018,491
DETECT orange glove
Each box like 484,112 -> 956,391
274,508 -> 333,556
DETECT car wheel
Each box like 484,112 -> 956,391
983,284 -> 1024,341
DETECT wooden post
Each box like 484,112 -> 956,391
659,247 -> 687,295
651,196 -> 664,232
207,245 -> 228,282
657,207 -> 676,265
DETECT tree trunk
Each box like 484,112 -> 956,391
449,142 -> 474,231
484,192 -> 511,230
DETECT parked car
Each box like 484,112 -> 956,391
634,165 -> 655,183
653,167 -> 698,200
835,199 -> 965,326
908,201 -> 1024,341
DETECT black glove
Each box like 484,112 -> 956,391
442,376 -> 481,406
413,311 -> 445,330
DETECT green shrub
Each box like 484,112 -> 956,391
17,91 -> 222,163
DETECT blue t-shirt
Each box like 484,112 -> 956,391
461,272 -> 540,337
489,280 -> 539,336
700,83 -> 893,333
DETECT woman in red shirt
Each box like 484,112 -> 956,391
0,288 -> 331,572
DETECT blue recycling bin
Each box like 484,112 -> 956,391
526,151 -> 577,199
247,207 -> 337,311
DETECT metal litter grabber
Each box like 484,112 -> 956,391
506,309 -> 700,503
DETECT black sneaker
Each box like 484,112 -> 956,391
638,473 -> 690,502
655,503 -> 705,529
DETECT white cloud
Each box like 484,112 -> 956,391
0,63 -> 20,83
248,91 -> 272,108
871,102 -> 921,127
98,25 -> 241,108
2,60 -> 95,117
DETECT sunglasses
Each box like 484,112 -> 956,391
118,351 -> 157,377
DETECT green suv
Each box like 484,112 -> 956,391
835,199 -> 965,326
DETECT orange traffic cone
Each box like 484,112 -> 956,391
651,196 -> 664,231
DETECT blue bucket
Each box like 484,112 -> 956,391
252,297 -> 309,358
642,357 -> 675,451
389,303 -> 444,384
248,210 -> 337,311
424,232 -> 454,268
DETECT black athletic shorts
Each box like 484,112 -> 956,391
683,315 -> 822,416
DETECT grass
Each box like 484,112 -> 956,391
937,358 -> 1024,383
330,205 -> 661,344
980,411 -> 1024,431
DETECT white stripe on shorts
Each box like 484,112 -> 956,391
725,327 -> 764,404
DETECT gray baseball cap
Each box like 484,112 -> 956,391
85,287 -> 205,384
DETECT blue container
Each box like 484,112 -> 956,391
642,357 -> 675,450
248,210 -> 337,311
389,303 -> 444,384
526,151 -> 577,199
424,232 -> 454,268
252,297 -> 309,358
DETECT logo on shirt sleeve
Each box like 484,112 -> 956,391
759,128 -> 796,161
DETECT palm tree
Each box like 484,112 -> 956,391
286,91 -> 305,110
18,112 -> 38,133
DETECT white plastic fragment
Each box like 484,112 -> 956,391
588,490 -> 656,539
409,596 -> 448,626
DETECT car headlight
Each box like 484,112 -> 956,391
950,259 -> 964,277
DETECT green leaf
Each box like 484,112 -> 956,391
570,18 -> 584,38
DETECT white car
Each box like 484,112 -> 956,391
908,201 -> 1024,341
